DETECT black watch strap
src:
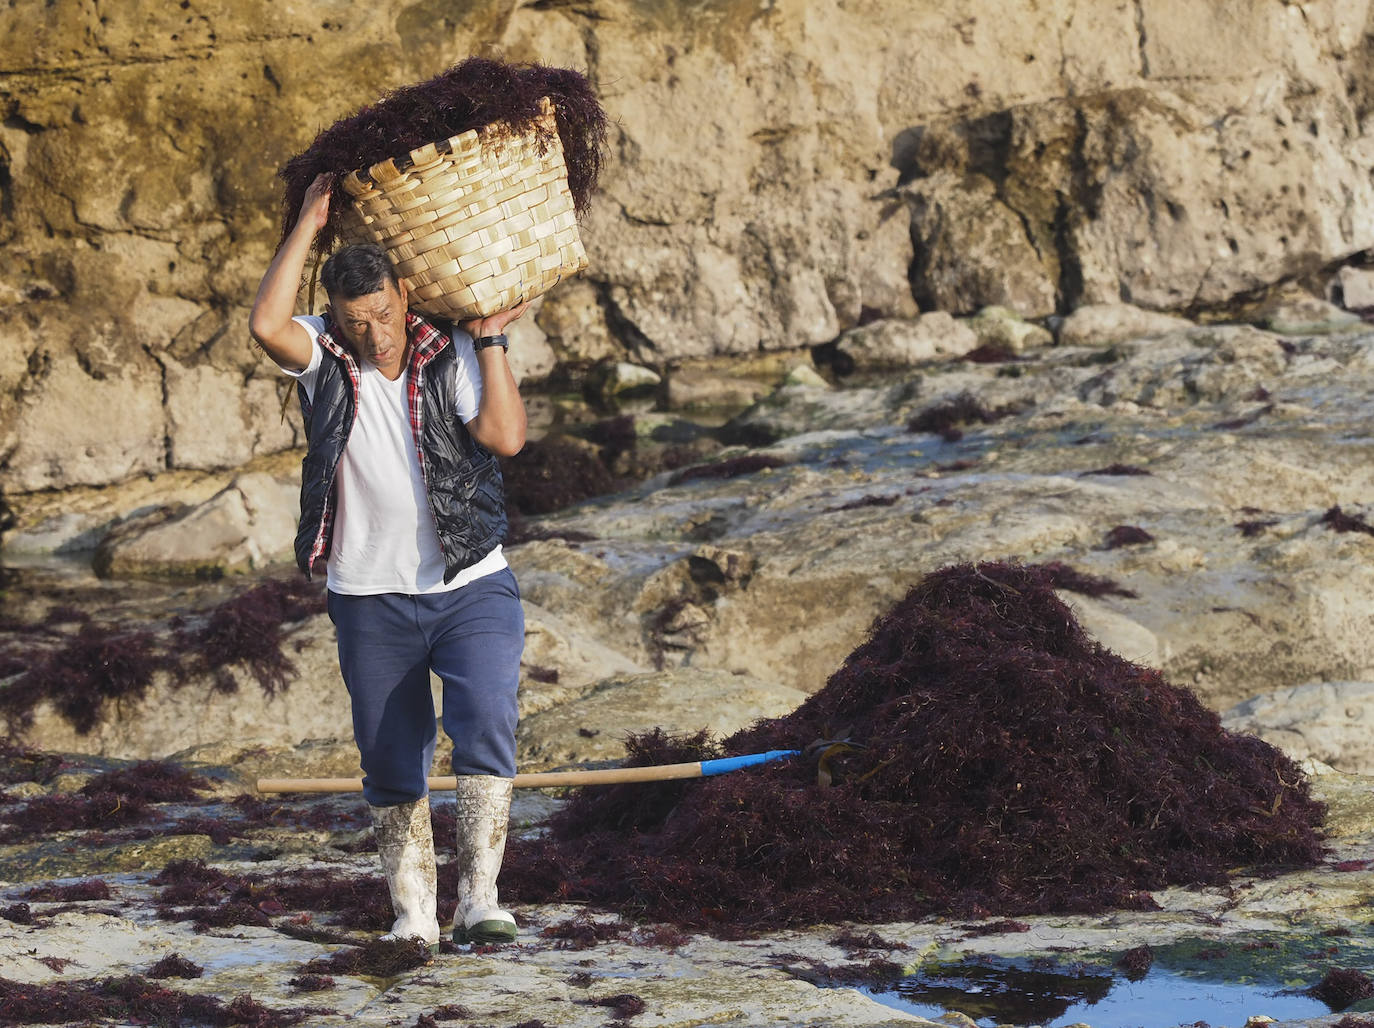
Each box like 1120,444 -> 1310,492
474,333 -> 509,352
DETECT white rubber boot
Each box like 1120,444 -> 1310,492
451,775 -> 517,945
370,797 -> 440,950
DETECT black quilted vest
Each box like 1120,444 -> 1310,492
294,326 -> 507,584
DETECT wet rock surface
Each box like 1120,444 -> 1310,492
4,313 -> 1374,1024
7,315 -> 1374,754
0,748 -> 1372,1028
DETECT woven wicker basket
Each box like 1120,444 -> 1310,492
337,98 -> 587,320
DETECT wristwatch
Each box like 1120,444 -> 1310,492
474,333 -> 509,352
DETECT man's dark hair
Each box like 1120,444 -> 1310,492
321,244 -> 401,300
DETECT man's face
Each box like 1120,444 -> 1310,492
329,278 -> 410,380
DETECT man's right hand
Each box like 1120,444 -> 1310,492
299,173 -> 333,236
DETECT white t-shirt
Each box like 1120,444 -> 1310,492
285,315 -> 507,595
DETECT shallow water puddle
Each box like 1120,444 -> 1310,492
858,948 -> 1362,1028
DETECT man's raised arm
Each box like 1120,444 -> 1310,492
461,303 -> 531,458
249,173 -> 332,372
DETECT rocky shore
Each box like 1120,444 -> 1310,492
4,300 -> 1374,1025
7,300 -> 1374,762
0,748 -> 1373,1027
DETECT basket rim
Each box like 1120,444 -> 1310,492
342,97 -> 557,193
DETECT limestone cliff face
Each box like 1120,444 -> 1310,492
1,0 -> 1372,498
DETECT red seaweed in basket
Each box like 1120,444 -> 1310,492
278,57 -> 608,319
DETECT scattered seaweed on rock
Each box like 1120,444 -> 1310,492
0,742 -> 63,785
1103,525 -> 1155,549
962,342 -> 1021,364
0,975 -> 324,1026
0,790 -> 151,842
503,437 -> 623,518
0,578 -> 325,738
503,562 -> 1325,933
826,494 -> 901,513
830,930 -> 912,952
0,623 -> 171,736
181,579 -> 328,697
906,392 -> 1024,442
424,1005 -> 472,1022
278,57 -> 608,254
1116,944 -> 1154,980
0,761 -> 217,844
1321,505 -> 1374,537
1082,464 -> 1151,476
1236,517 -> 1281,537
412,1006 -> 472,1022
146,953 -> 204,980
636,924 -> 692,950
86,761 -> 211,803
1310,967 -> 1374,1010
17,879 -> 112,903
0,903 -> 34,925
540,913 -> 630,950
577,993 -> 647,1020
957,920 -> 1031,938
298,938 -> 434,978
154,859 -> 395,935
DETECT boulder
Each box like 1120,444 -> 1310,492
0,327 -> 167,493
534,279 -> 623,365
1077,325 -> 1290,408
664,367 -> 771,411
965,306 -> 1054,353
1337,265 -> 1374,311
1060,592 -> 1169,669
505,299 -> 558,385
1057,303 -> 1195,348
93,471 -> 299,578
162,355 -> 300,471
584,360 -> 662,402
17,614 -> 348,759
835,313 -> 980,369
905,171 -> 1060,317
782,364 -> 832,389
2,452 -> 300,556
1257,295 -> 1365,336
1223,682 -> 1374,774
519,601 -> 646,713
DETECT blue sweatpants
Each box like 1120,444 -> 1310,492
326,568 -> 524,807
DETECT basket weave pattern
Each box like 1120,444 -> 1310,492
338,99 -> 587,320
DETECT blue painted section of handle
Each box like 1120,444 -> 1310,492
700,749 -> 801,777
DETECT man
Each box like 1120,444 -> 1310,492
249,172 -> 529,948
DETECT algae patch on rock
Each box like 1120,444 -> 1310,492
504,562 -> 1326,933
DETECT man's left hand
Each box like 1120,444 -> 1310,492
461,302 -> 532,341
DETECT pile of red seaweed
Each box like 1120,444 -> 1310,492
503,561 -> 1325,932
279,56 -> 608,253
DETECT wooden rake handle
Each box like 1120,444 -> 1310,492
256,750 -> 801,794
